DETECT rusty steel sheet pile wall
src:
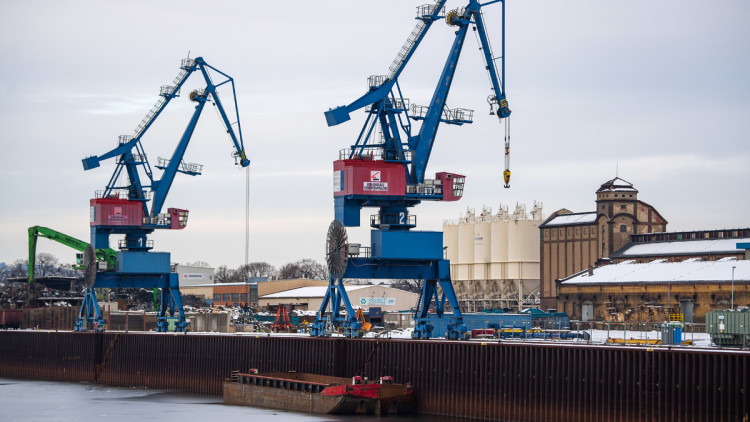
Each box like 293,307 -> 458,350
0,331 -> 748,421
0,331 -> 97,383
94,334 -> 341,395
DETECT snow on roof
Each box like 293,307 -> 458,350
542,212 -> 597,227
597,177 -> 637,192
561,259 -> 750,285
615,237 -> 750,257
261,285 -> 371,298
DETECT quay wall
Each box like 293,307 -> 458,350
0,331 -> 747,421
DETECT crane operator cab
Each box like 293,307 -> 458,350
333,154 -> 464,227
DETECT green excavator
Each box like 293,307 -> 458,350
28,226 -> 116,282
27,226 -> 157,310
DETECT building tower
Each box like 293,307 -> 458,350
538,177 -> 667,310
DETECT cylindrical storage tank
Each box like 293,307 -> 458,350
473,222 -> 491,264
507,219 -> 540,263
490,219 -> 509,263
457,223 -> 475,265
443,223 -> 459,262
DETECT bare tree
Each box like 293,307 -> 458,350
278,259 -> 328,280
185,260 -> 211,268
215,265 -> 234,283
35,253 -> 60,277
245,262 -> 276,279
230,264 -> 250,283
0,264 -> 9,284
9,259 -> 29,279
390,279 -> 422,293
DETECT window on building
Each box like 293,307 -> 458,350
214,293 -> 221,301
560,229 -> 564,236
241,293 -> 248,301
620,224 -> 627,232
223,293 -> 230,301
231,293 -> 240,301
575,228 -> 580,235
620,205 -> 626,210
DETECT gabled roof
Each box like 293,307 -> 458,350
261,285 -> 370,298
560,259 -> 749,285
597,177 -> 638,193
540,211 -> 598,228
611,237 -> 750,258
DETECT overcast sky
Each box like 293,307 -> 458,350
1,0 -> 748,270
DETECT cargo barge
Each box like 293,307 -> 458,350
223,370 -> 414,415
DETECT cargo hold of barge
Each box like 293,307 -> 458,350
223,370 -> 414,415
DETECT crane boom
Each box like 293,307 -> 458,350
27,226 -> 116,283
411,12 -> 471,183
82,57 -> 250,219
74,56 -> 251,332
314,0 -> 514,340
324,1 -> 447,126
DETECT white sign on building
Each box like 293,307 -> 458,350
359,297 -> 396,306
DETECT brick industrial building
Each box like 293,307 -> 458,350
557,229 -> 750,322
558,256 -> 749,323
538,177 -> 667,309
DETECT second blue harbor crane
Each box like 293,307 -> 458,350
312,0 -> 513,339
79,57 -> 250,332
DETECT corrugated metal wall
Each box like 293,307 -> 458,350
0,331 -> 747,421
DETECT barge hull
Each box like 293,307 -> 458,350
223,381 -> 378,414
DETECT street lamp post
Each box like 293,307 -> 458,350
731,265 -> 737,310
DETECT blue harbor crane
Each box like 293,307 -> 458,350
313,0 -> 512,339
79,57 -> 250,332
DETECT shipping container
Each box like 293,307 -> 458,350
0,310 -> 23,329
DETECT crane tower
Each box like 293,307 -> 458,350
314,0 -> 512,339
79,57 -> 250,332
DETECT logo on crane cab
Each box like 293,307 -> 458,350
370,171 -> 381,181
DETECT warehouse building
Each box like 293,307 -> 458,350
172,264 -> 215,286
182,278 -> 331,307
557,257 -> 749,323
211,282 -> 258,307
610,228 -> 750,263
259,284 -> 419,313
539,177 -> 667,309
443,203 -> 543,312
